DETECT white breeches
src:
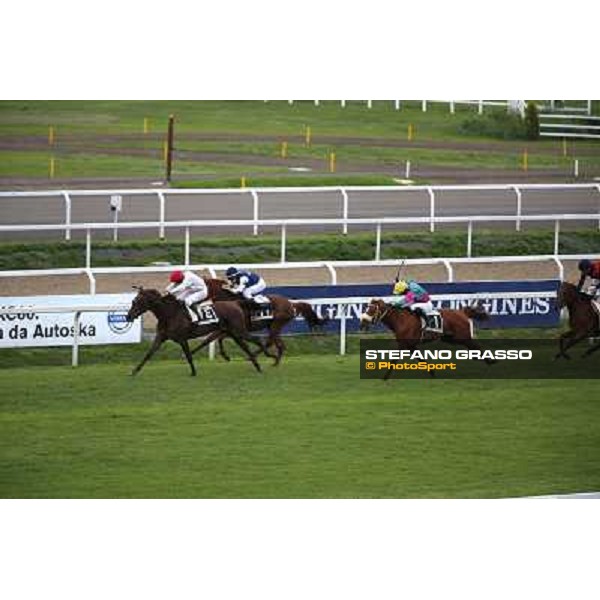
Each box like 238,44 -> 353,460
183,289 -> 208,306
241,279 -> 266,299
410,301 -> 434,314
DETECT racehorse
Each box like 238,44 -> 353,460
555,281 -> 600,359
125,287 -> 271,376
360,298 -> 493,380
191,278 -> 328,366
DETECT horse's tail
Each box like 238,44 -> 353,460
462,304 -> 490,322
293,301 -> 329,331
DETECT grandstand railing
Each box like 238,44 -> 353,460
0,291 -> 559,366
1,183 -> 599,241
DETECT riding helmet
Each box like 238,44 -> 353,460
578,259 -> 592,272
169,270 -> 185,283
226,266 -> 239,279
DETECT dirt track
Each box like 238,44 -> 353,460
2,261 -> 580,300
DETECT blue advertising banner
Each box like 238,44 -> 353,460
267,279 -> 560,333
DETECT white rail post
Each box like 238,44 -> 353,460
513,186 -> 522,232
112,204 -> 119,243
554,220 -> 560,255
341,100 -> 346,107
280,223 -> 287,263
449,101 -> 455,114
157,191 -> 166,239
367,100 -> 372,109
184,227 -> 190,266
208,341 -> 216,360
552,256 -> 565,281
339,304 -> 347,356
574,159 -> 579,178
341,188 -> 349,235
63,192 -> 71,241
375,223 -> 382,261
405,160 -> 411,179
422,100 -> 427,112
314,100 -> 320,106
251,189 -> 259,235
325,263 -> 337,285
597,184 -> 600,231
467,220 -> 473,258
72,311 -> 82,367
478,100 -> 483,114
85,269 -> 96,295
442,259 -> 454,282
427,187 -> 435,232
395,100 -> 401,110
86,229 -> 92,269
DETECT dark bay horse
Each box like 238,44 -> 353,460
192,278 -> 328,365
555,281 -> 600,359
125,287 -> 270,376
360,299 -> 493,380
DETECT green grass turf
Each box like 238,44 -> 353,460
1,351 -> 599,499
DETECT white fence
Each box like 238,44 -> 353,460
1,212 -> 599,270
0,290 -> 559,366
539,113 -> 600,140
2,183 -> 599,241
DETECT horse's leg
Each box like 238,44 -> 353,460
556,329 -> 578,360
582,337 -> 600,358
218,338 -> 231,362
179,339 -> 197,377
228,332 -> 263,373
131,333 -> 165,376
265,320 -> 286,366
190,330 -> 224,355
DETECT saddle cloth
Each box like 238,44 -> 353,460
187,301 -> 219,325
420,311 -> 443,334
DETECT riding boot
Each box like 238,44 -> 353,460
189,303 -> 202,322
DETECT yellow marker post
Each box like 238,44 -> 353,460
48,126 -> 55,145
163,141 -> 168,164
305,125 -> 311,147
408,124 -> 414,141
143,118 -> 149,134
280,141 -> 288,159
49,157 -> 55,179
522,149 -> 528,172
329,151 -> 336,173
241,176 -> 246,189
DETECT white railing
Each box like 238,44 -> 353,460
2,183 -> 599,242
1,253 -> 597,295
1,212 -> 599,270
0,291 -> 558,366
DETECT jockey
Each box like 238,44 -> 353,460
225,267 -> 267,305
577,259 -> 600,298
165,269 -> 209,319
392,278 -> 435,318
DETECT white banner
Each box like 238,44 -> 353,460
0,294 -> 141,348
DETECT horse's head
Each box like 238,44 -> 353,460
360,299 -> 388,330
555,281 -> 577,311
126,287 -> 162,321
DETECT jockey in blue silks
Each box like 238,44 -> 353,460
225,267 -> 268,306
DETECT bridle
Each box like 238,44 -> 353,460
362,301 -> 390,326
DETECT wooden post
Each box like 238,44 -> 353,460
329,151 -> 336,173
48,126 -> 55,145
407,124 -> 414,141
522,149 -> 528,172
49,156 -> 55,179
143,117 -> 149,134
305,125 -> 311,147
241,176 -> 246,189
280,140 -> 288,159
165,114 -> 174,182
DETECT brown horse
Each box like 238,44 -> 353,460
360,298 -> 493,380
555,281 -> 600,359
125,287 -> 270,376
191,278 -> 328,365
